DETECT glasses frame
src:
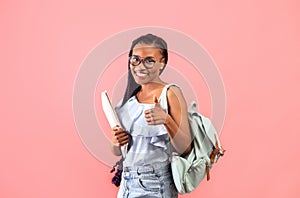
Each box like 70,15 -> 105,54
129,55 -> 164,69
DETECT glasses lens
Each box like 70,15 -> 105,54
130,55 -> 141,66
143,57 -> 156,68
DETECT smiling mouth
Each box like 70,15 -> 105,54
135,72 -> 148,77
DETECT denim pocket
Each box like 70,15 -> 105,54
138,175 -> 161,192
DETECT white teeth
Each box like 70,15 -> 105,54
136,72 -> 147,77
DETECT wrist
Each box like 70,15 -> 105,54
111,141 -> 120,148
110,142 -> 122,156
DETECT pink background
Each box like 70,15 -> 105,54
1,0 -> 300,197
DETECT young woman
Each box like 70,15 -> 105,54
110,34 -> 191,197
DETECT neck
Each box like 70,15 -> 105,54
140,81 -> 165,92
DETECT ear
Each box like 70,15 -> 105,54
160,63 -> 166,70
159,64 -> 166,75
160,57 -> 166,64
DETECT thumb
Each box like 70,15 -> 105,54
153,96 -> 161,107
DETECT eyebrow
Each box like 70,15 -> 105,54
133,55 -> 155,59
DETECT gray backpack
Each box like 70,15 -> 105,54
159,84 -> 225,194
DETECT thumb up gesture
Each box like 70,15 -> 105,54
144,96 -> 168,125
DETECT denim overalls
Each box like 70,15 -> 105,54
115,94 -> 178,198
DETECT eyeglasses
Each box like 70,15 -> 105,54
129,55 -> 164,69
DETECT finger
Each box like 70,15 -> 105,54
114,133 -> 126,141
119,139 -> 129,146
144,109 -> 155,118
144,109 -> 152,114
146,117 -> 152,123
112,125 -> 119,131
114,130 -> 127,137
146,118 -> 154,125
115,127 -> 125,133
153,95 -> 159,104
118,131 -> 129,138
154,102 -> 161,108
146,114 -> 156,125
153,96 -> 162,108
150,108 -> 153,113
144,113 -> 152,118
112,125 -> 124,132
113,135 -> 127,146
112,136 -> 120,145
118,134 -> 129,141
117,134 -> 129,143
147,120 -> 156,125
118,134 -> 129,145
148,116 -> 166,125
116,126 -> 123,130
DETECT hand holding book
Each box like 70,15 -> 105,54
101,91 -> 128,156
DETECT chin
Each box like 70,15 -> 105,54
134,80 -> 147,85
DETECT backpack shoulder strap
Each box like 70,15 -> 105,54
158,83 -> 180,114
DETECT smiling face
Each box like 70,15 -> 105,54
130,43 -> 165,85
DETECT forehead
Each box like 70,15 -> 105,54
132,43 -> 162,58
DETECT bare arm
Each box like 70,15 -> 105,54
144,86 -> 191,155
164,86 -> 191,155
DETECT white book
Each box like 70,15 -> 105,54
101,90 -> 121,128
101,90 -> 127,157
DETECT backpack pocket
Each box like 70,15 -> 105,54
184,157 -> 209,193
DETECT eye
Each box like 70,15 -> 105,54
130,55 -> 140,64
144,57 -> 155,64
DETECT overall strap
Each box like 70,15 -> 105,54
158,83 -> 180,114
